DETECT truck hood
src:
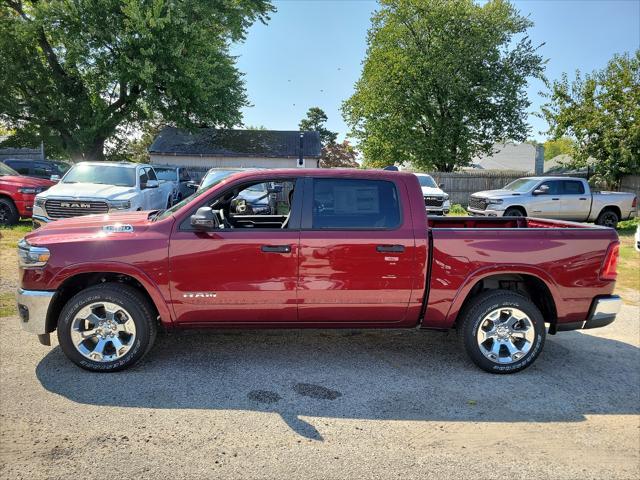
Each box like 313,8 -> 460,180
472,189 -> 524,199
25,210 -> 154,245
421,186 -> 445,196
239,190 -> 269,205
0,175 -> 55,188
37,182 -> 137,200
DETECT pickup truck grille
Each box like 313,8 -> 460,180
468,196 -> 487,210
424,196 -> 444,207
44,199 -> 109,219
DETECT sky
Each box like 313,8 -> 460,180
232,0 -> 640,142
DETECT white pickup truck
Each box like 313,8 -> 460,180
468,176 -> 637,228
32,162 -> 174,228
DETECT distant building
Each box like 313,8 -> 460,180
470,142 -> 540,172
0,143 -> 45,162
148,127 -> 322,170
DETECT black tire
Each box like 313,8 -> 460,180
595,209 -> 619,229
166,196 -> 173,208
57,283 -> 157,372
458,290 -> 545,374
0,197 -> 19,226
503,207 -> 525,217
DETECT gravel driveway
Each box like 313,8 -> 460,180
1,305 -> 639,479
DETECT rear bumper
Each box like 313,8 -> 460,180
555,295 -> 622,332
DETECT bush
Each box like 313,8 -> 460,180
449,204 -> 467,216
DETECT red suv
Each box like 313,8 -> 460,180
0,162 -> 54,226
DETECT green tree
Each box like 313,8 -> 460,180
541,51 -> 640,184
320,140 -> 359,168
0,0 -> 273,161
342,0 -> 545,171
299,107 -> 338,145
543,137 -> 575,160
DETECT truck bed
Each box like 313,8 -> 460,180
428,216 -> 601,229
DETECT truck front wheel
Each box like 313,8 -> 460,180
0,197 -> 19,226
458,290 -> 545,374
57,283 -> 157,372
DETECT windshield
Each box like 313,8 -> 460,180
417,175 -> 437,188
246,182 -> 267,193
502,178 -> 540,193
154,172 -> 237,221
62,164 -> 137,187
199,170 -> 241,191
0,163 -> 19,176
154,168 -> 177,181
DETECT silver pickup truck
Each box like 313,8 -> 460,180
468,176 -> 637,228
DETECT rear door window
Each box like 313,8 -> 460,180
311,178 -> 401,229
561,180 -> 585,195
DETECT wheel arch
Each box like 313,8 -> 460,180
504,205 -> 527,216
45,266 -> 174,333
598,205 -> 621,219
447,269 -> 558,330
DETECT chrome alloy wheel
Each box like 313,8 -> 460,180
476,307 -> 535,364
70,302 -> 137,362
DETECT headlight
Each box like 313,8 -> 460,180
18,187 -> 45,194
109,200 -> 131,211
34,196 -> 46,208
443,193 -> 449,201
486,199 -> 504,205
18,239 -> 50,268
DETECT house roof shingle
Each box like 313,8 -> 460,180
149,127 -> 322,158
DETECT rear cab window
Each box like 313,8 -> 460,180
310,178 -> 401,230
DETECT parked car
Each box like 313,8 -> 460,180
0,162 -> 54,226
152,165 -> 193,203
31,162 -> 174,228
16,169 -> 623,374
2,158 -> 71,181
468,176 -> 637,228
414,173 -> 451,215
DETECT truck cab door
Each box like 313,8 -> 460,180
168,177 -> 301,325
297,177 -> 416,326
558,180 -> 589,221
529,180 -> 562,219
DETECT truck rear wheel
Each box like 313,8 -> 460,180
595,209 -> 619,229
57,283 -> 157,372
458,290 -> 545,374
0,197 -> 19,226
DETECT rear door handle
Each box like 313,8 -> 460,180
376,244 -> 405,253
261,244 -> 291,253
579,197 -> 587,200
552,197 -> 560,200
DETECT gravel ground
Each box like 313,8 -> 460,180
1,304 -> 639,480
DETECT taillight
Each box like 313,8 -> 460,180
599,242 -> 620,281
632,196 -> 637,209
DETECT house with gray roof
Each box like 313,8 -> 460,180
148,127 -> 322,170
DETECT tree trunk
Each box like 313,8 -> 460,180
84,138 -> 106,161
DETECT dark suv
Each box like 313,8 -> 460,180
2,158 -> 71,181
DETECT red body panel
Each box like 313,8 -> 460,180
19,169 -> 619,331
0,175 -> 54,218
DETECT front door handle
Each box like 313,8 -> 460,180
579,197 -> 587,200
261,244 -> 291,253
552,197 -> 560,200
376,244 -> 405,253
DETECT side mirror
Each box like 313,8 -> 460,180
50,174 -> 60,182
145,179 -> 159,189
533,185 -> 549,195
268,184 -> 283,194
186,181 -> 198,190
190,207 -> 219,231
438,183 -> 444,189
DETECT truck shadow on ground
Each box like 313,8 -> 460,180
36,328 -> 640,440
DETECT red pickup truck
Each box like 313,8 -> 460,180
0,162 -> 54,225
16,169 -> 622,373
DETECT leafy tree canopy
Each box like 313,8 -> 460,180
342,0 -> 545,171
320,140 -> 359,168
543,137 -> 575,161
299,107 -> 338,145
0,0 -> 274,161
541,51 -> 639,183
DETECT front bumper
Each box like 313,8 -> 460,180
466,207 -> 504,217
555,295 -> 623,332
16,288 -> 55,342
